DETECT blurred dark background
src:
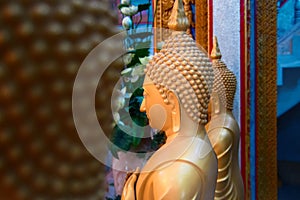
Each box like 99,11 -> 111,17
0,0 -> 123,199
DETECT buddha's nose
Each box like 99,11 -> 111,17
140,99 -> 146,112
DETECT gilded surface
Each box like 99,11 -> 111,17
122,1 -> 217,199
207,37 -> 244,200
207,115 -> 244,200
146,32 -> 214,124
211,37 -> 237,111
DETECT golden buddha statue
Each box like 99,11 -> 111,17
206,36 -> 244,200
121,0 -> 217,199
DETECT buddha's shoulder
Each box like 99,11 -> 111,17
157,149 -> 216,176
140,159 -> 207,184
136,159 -> 211,199
140,137 -> 216,175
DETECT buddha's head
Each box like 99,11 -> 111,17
140,0 -> 214,133
210,36 -> 237,112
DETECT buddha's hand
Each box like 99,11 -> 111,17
121,167 -> 140,200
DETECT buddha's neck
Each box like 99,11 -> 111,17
164,120 -> 206,145
165,132 -> 177,144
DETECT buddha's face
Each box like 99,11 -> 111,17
140,82 -> 172,132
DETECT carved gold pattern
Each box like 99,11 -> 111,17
183,0 -> 195,34
255,0 -> 277,199
195,0 -> 208,51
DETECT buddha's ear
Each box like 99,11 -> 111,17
167,90 -> 180,132
211,92 -> 220,114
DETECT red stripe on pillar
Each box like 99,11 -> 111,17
240,0 -> 249,198
208,0 -> 213,54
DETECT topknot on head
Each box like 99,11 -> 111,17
210,36 -> 222,60
167,0 -> 189,32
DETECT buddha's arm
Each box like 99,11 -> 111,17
210,128 -> 233,194
121,168 -> 140,200
151,161 -> 204,200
